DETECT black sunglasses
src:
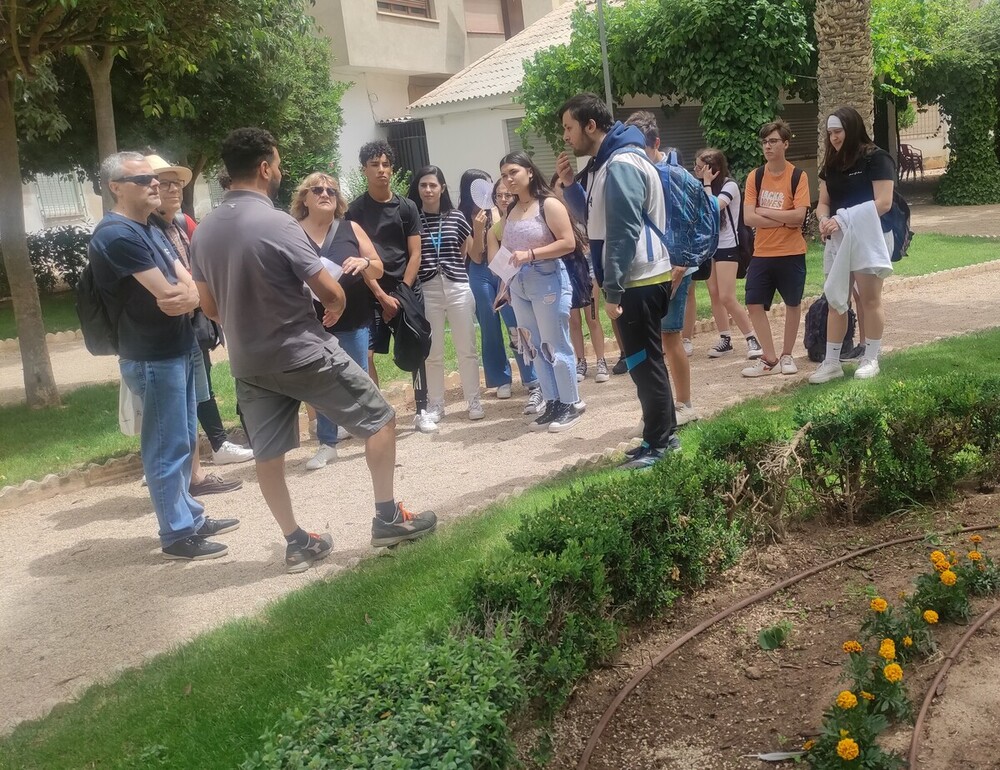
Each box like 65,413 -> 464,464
113,174 -> 159,186
310,186 -> 339,197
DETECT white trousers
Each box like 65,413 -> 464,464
422,272 -> 481,406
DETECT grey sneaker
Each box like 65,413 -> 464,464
708,335 -> 734,358
524,386 -> 545,415
371,504 -> 437,548
285,532 -> 333,573
576,359 -> 588,382
594,358 -> 609,383
162,536 -> 229,561
746,335 -> 763,360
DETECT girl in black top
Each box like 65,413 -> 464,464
293,172 -> 383,469
813,106 -> 896,382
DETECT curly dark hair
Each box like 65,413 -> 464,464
221,127 -> 278,182
359,139 -> 395,168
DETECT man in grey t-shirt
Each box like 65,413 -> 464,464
191,128 -> 436,572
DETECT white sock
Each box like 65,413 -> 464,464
865,338 -> 882,360
825,342 -> 843,362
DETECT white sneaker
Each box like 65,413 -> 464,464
779,355 -> 798,375
682,338 -> 694,357
524,387 -> 545,415
213,440 -> 254,465
426,402 -> 444,424
496,384 -> 512,399
414,411 -> 439,433
808,360 -> 845,384
468,397 -> 485,421
742,358 -> 779,378
305,444 -> 337,470
675,403 -> 700,426
336,426 -> 353,442
855,358 -> 881,380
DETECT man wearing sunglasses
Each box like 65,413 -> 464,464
89,152 -> 238,562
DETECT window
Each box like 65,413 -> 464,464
464,0 -> 503,34
378,0 -> 431,18
33,174 -> 87,223
385,120 -> 430,178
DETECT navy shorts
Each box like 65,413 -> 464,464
744,254 -> 806,311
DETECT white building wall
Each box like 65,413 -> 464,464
422,103 -> 521,188
335,70 -> 414,182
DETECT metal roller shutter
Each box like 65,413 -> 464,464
614,105 -> 706,168
504,118 -> 566,182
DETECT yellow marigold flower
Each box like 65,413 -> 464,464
803,739 -> 815,751
884,663 -> 904,683
940,569 -> 957,586
836,690 -> 859,709
860,691 -> 875,701
930,550 -> 946,563
842,640 -> 864,654
970,535 -> 983,544
837,737 -> 860,761
903,636 -> 913,647
934,559 -> 950,571
870,597 -> 888,613
879,638 -> 896,661
969,551 -> 983,561
923,609 -> 939,624
950,550 -> 958,560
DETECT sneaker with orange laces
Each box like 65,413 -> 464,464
371,503 -> 437,548
285,532 -> 333,573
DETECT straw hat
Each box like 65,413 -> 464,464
144,154 -> 193,186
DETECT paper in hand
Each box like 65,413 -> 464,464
488,245 -> 519,284
308,257 -> 344,301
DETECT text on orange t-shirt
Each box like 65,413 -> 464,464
743,163 -> 810,257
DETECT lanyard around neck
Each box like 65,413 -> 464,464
421,211 -> 444,258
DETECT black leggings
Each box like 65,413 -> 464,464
196,348 -> 229,452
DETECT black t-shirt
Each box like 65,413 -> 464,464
89,213 -> 194,361
820,147 -> 895,230
345,193 -> 420,287
311,220 -> 374,333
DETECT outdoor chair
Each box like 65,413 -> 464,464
899,143 -> 924,181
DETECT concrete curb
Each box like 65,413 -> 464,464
3,258 -> 999,512
0,328 -> 83,352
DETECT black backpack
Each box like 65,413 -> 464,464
882,190 -> 913,262
803,294 -> 857,363
76,259 -> 119,356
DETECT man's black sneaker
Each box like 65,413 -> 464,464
162,536 -> 229,561
625,441 -> 649,460
530,400 -> 560,431
285,532 -> 333,573
196,517 -> 240,537
667,433 -> 682,452
619,445 -> 665,470
612,356 -> 628,375
548,401 -> 583,433
371,503 -> 437,548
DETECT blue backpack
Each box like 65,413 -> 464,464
618,149 -> 720,268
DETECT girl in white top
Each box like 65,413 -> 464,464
697,148 -> 763,360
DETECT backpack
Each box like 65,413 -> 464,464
76,260 -> 120,356
882,190 -> 913,262
614,148 -> 720,267
540,198 -> 594,313
803,294 -> 857,363
754,165 -> 812,241
723,178 -> 754,279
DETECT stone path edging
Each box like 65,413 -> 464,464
2,258 -> 998,513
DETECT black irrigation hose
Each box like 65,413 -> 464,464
577,523 -> 1000,770
908,597 -> 1000,767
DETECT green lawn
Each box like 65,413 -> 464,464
0,291 -> 80,340
3,327 -> 999,770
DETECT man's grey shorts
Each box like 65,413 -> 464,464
236,342 -> 394,461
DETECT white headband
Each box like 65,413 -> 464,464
827,115 -> 844,131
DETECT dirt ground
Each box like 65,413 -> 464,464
541,492 -> 1000,770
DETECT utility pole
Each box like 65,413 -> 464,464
596,0 -> 614,112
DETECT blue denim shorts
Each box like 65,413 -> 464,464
660,274 -> 692,333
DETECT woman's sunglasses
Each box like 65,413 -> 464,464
310,186 -> 339,197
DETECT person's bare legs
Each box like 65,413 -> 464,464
715,262 -> 753,336
570,309 -> 586,362
611,317 -> 625,358
826,306 -> 850,350
852,281 -> 866,342
365,416 -> 397,503
682,289 -> 697,341
855,273 -> 884,340
748,305 -> 776,361
781,305 -> 802,357
367,351 -> 379,387
662,331 -> 691,403
255,455 -> 299,536
706,266 -> 731,334
583,300 -> 606,360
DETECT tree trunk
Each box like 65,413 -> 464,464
77,46 -> 119,213
182,152 -> 208,219
0,76 -> 61,408
814,0 -> 875,172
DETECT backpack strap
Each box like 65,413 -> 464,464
791,167 -> 804,199
754,166 -> 765,203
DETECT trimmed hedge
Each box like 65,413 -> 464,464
0,225 -> 90,297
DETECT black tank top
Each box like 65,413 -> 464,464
312,220 -> 375,332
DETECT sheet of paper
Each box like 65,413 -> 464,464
309,257 -> 344,301
488,245 -> 519,284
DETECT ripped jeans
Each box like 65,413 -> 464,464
509,259 -> 579,405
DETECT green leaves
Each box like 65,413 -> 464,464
757,620 -> 793,650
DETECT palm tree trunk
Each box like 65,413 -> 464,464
0,75 -> 61,407
814,0 -> 875,170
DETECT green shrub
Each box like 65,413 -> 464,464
242,631 -> 525,770
0,225 -> 91,297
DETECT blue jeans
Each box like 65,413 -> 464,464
509,259 -> 578,404
316,326 -> 370,446
120,351 -> 205,548
468,259 -> 537,389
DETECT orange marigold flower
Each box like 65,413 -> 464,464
934,559 -> 951,572
940,569 -> 957,586
836,690 -> 859,709
970,535 -> 983,544
860,691 -> 875,701
923,609 -> 939,624
902,636 -> 913,647
803,739 -> 815,751
969,551 -> 983,561
884,663 -> 904,683
837,737 -> 860,761
930,550 -> 946,563
842,640 -> 864,654
879,638 -> 896,661
870,597 -> 888,613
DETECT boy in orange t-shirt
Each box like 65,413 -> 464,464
741,119 -> 810,377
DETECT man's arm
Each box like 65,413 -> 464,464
195,281 -> 220,322
401,233 -> 421,288
305,269 -> 346,326
133,265 -> 200,316
754,206 -> 807,226
602,161 -> 647,305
